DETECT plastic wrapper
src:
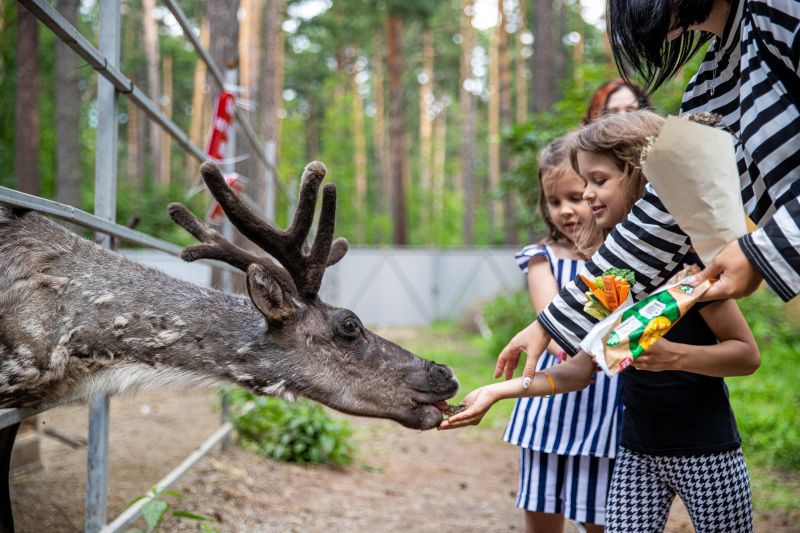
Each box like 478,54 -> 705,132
580,265 -> 713,376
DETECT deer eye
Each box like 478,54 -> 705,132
339,317 -> 360,338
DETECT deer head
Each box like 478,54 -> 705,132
167,162 -> 458,430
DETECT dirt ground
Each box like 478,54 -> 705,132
8,388 -> 799,532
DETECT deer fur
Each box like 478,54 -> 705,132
0,162 -> 458,430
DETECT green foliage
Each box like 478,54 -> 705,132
125,487 -> 217,533
480,290 -> 534,360
227,388 -> 354,467
728,290 -> 800,470
114,181 -> 210,247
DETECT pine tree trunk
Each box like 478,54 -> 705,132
386,14 -> 407,245
350,70 -> 368,242
531,0 -> 556,112
207,0 -> 240,291
238,0 -> 261,187
160,55 -> 173,186
515,0 -> 529,123
15,6 -> 40,195
125,7 -> 144,189
143,0 -> 162,186
255,0 -> 283,212
488,12 -> 501,241
188,17 -> 210,186
499,0 -> 516,244
459,0 -> 476,244
127,102 -> 141,186
432,107 -> 447,228
55,0 -> 81,209
419,29 -> 434,193
371,31 -> 389,210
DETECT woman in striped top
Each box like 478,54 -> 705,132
494,0 -> 800,384
503,137 -> 620,532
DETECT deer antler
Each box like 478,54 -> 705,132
169,161 -> 348,298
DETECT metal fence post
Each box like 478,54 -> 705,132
219,67 -> 239,450
86,0 -> 119,530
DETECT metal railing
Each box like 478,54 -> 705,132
8,1 -> 290,530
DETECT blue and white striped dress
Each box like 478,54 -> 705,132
503,244 -> 622,459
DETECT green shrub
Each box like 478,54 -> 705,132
227,389 -> 354,467
481,290 -> 535,359
728,290 -> 800,470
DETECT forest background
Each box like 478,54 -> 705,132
0,0 -> 702,248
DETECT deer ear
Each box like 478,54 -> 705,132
246,264 -> 297,325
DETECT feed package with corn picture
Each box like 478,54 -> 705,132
580,265 -> 713,375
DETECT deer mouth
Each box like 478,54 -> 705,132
407,390 -> 459,430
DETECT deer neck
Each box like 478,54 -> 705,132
59,287 -> 294,401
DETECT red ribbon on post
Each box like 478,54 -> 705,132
206,90 -> 236,160
205,90 -> 244,223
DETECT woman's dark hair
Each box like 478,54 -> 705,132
582,78 -> 653,125
608,0 -> 717,93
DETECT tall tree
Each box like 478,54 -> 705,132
142,0 -> 163,186
515,0 -> 529,123
160,54 -> 173,186
188,17 -> 210,186
55,0 -> 81,209
350,63 -> 368,240
15,5 -> 40,195
419,29 -> 434,194
371,31 -> 389,208
386,13 -> 407,245
531,0 -> 556,112
487,13 -> 500,239
459,0 -> 477,244
498,0 -> 516,244
432,104 -> 447,228
239,0 -> 260,201
208,0 -> 240,290
256,0 -> 283,212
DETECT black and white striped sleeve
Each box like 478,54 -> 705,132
537,185 -> 694,355
739,199 -> 800,300
738,1 -> 800,300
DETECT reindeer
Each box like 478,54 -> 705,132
0,161 -> 459,430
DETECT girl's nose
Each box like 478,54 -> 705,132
583,188 -> 595,201
560,203 -> 576,215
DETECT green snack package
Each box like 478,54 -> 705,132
580,265 -> 713,375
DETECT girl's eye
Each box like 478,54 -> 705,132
593,178 -> 607,186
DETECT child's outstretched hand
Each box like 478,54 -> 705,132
495,321 -> 550,380
437,385 -> 499,430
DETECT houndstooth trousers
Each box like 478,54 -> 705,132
606,446 -> 753,532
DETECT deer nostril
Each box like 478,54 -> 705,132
429,364 -> 454,385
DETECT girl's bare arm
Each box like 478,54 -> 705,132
527,257 -> 568,356
441,352 -> 596,429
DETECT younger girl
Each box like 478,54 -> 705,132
507,136 -> 616,533
440,111 -> 760,533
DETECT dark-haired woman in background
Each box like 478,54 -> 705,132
581,78 -> 653,125
498,0 -> 800,399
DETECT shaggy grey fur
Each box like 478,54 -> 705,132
0,205 -> 458,430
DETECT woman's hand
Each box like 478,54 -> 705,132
437,386 -> 499,430
693,240 -> 762,301
631,338 -> 687,372
495,321 -> 550,380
